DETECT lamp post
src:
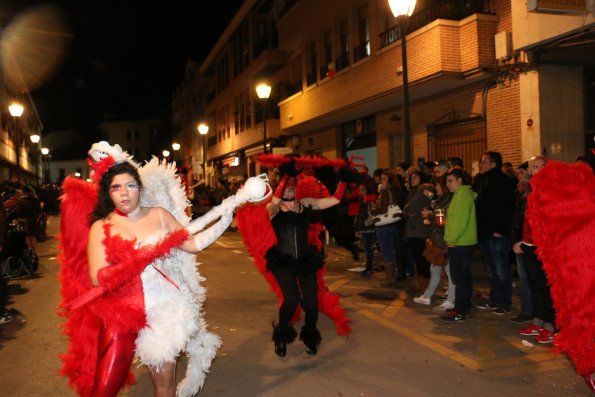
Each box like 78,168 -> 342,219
162,149 -> 170,160
172,142 -> 181,164
8,102 -> 24,181
198,122 -> 209,184
388,0 -> 416,164
41,147 -> 50,184
30,134 -> 41,183
255,82 -> 272,154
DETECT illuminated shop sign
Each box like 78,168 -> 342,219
222,156 -> 240,167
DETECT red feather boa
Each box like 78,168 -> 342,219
527,161 -> 595,377
236,201 -> 351,336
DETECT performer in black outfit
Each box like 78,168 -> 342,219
265,162 -> 347,356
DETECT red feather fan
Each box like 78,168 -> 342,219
527,161 -> 595,377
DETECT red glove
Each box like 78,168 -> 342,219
333,182 -> 347,201
274,175 -> 291,199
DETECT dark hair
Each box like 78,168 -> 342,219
90,162 -> 142,224
373,168 -> 384,178
446,168 -> 472,185
484,151 -> 503,169
434,175 -> 449,196
447,157 -> 464,168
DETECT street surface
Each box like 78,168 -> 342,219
0,216 -> 590,396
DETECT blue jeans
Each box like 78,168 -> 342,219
515,253 -> 532,316
448,246 -> 475,314
479,236 -> 512,308
360,232 -> 376,272
375,224 -> 397,265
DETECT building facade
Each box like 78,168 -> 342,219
176,0 -> 594,181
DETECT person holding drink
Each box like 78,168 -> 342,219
413,177 -> 455,311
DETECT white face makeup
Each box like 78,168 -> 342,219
109,173 -> 141,215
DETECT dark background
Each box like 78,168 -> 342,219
1,1 -> 243,156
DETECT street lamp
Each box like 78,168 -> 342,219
41,147 -> 50,184
197,122 -> 209,184
162,149 -> 170,159
255,82 -> 271,154
172,142 -> 181,164
388,0 -> 416,164
8,102 -> 24,180
30,134 -> 41,183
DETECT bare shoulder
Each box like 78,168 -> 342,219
88,219 -> 106,240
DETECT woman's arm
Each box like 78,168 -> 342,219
87,220 -> 108,286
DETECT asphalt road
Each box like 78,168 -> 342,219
0,216 -> 590,396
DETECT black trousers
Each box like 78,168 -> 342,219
409,237 -> 431,278
522,244 -> 556,325
271,266 -> 318,331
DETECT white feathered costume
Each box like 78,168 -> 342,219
59,142 -> 268,397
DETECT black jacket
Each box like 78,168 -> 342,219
474,167 -> 515,240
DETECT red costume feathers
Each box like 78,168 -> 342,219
527,161 -> 595,377
235,198 -> 351,336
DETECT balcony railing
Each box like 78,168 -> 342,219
306,72 -> 317,86
353,41 -> 370,63
335,52 -> 350,72
253,34 -> 278,58
379,0 -> 495,48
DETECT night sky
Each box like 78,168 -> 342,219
1,1 -> 243,147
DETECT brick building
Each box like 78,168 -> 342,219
174,0 -> 594,182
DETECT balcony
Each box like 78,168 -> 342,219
335,52 -> 350,72
379,0 -> 495,48
353,41 -> 370,63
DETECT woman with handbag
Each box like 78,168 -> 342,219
354,182 -> 377,277
412,176 -> 455,311
370,171 -> 403,285
403,170 -> 434,293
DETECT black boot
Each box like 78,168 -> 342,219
272,322 -> 296,357
300,326 -> 322,355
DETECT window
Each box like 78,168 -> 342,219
216,54 -> 229,93
336,18 -> 350,72
354,5 -> 370,62
307,41 -> 317,86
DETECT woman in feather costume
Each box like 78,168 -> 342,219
235,155 -> 352,358
59,142 -> 267,397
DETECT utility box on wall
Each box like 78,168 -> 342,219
494,31 -> 512,60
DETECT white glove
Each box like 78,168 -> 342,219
185,196 -> 237,235
185,176 -> 268,235
193,209 -> 234,251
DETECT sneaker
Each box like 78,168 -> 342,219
534,329 -> 555,344
0,313 -> 15,325
510,313 -> 532,323
432,301 -> 455,312
519,323 -> 543,336
440,310 -> 466,322
413,295 -> 431,305
476,302 -> 498,310
493,306 -> 512,315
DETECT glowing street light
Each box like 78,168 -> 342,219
41,147 -> 49,155
388,0 -> 416,164
255,82 -> 272,154
172,142 -> 181,151
197,122 -> 209,183
162,150 -> 170,158
8,101 -> 24,179
30,134 -> 41,143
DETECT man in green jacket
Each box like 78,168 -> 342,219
441,168 -> 477,322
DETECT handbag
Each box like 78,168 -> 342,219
373,189 -> 402,226
423,239 -> 447,266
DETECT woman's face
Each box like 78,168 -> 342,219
409,173 -> 420,187
435,182 -> 443,196
109,173 -> 141,214
380,174 -> 389,187
446,175 -> 462,193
